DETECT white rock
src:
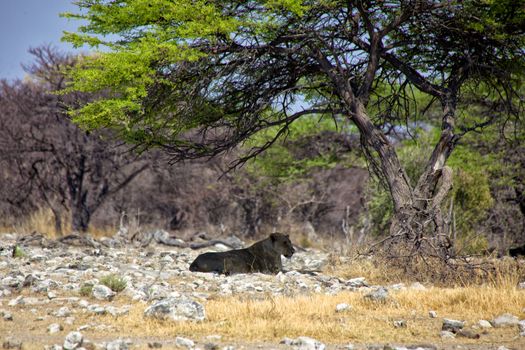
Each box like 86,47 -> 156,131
54,306 -> 71,317
440,330 -> 456,339
63,331 -> 83,350
478,319 -> 492,328
291,336 -> 325,350
428,310 -> 437,318
175,336 -> 194,348
144,297 -> 205,321
105,338 -> 131,350
48,323 -> 63,334
492,313 -> 519,327
92,284 -> 116,301
335,303 -> 351,312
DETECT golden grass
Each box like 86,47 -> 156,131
85,286 -> 525,346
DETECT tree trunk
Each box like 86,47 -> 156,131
71,202 -> 91,232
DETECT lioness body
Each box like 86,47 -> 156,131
189,233 -> 295,274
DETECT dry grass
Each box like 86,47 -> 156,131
77,286 -> 525,346
1,258 -> 525,348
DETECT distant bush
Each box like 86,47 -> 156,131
100,274 -> 127,293
79,283 -> 93,297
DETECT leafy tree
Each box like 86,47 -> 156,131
62,0 -> 524,256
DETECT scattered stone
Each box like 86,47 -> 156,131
204,343 -> 219,350
335,303 -> 350,312
144,297 -> 205,321
440,330 -> 456,339
409,282 -> 427,290
175,336 -> 194,349
1,309 -> 13,321
518,281 -> 525,289
63,331 -> 83,350
148,342 -> 163,348
1,339 -> 22,350
442,318 -> 464,332
345,277 -> 368,288
106,305 -> 130,317
8,296 -> 24,306
478,319 -> 492,328
92,284 -> 116,301
519,320 -> 525,336
105,338 -> 131,350
54,306 -> 71,317
428,311 -> 437,318
364,287 -> 388,302
289,336 -> 325,350
48,323 -> 63,334
492,313 -> 519,327
393,320 -> 407,328
456,329 -> 480,339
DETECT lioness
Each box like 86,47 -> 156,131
189,233 -> 295,275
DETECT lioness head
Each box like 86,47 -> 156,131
270,233 -> 295,258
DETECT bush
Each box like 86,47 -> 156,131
79,283 -> 93,297
100,274 -> 127,293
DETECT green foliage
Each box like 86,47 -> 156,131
100,274 -> 127,293
364,129 -> 496,241
244,116 -> 359,182
12,245 -> 26,258
79,283 -> 94,297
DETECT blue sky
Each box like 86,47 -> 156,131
0,0 -> 85,81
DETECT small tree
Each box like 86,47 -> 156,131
0,47 -> 148,233
62,1 -> 524,254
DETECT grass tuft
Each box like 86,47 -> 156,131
100,274 -> 127,293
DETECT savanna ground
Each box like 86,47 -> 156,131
1,231 -> 525,350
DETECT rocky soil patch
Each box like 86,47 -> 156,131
1,232 -> 524,350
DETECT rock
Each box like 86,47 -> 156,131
1,339 -> 22,350
518,281 -> 525,289
175,336 -> 194,348
290,336 -> 325,350
144,297 -> 205,321
105,338 -> 131,350
54,306 -> 71,317
492,313 -> 519,327
148,342 -> 163,348
87,304 -> 106,315
440,330 -> 456,339
345,277 -> 368,288
457,329 -> 480,339
442,318 -> 464,332
8,296 -> 24,306
48,323 -> 63,334
63,331 -> 83,350
519,320 -> 525,336
478,319 -> 492,328
364,287 -> 388,302
92,284 -> 116,301
335,303 -> 350,312
428,310 -> 437,318
1,310 -> 13,321
393,320 -> 407,328
106,305 -> 130,317
410,282 -> 427,290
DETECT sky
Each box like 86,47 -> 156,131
0,0 -> 86,81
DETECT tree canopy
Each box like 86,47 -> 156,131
62,0 -> 524,255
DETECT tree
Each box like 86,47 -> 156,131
0,47 -> 148,233
62,1 -> 524,256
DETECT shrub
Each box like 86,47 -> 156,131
79,283 -> 93,297
100,274 -> 127,293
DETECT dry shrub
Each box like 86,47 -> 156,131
328,248 -> 524,287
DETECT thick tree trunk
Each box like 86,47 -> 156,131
71,202 -> 91,232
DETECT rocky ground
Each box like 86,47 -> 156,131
1,232 -> 524,350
